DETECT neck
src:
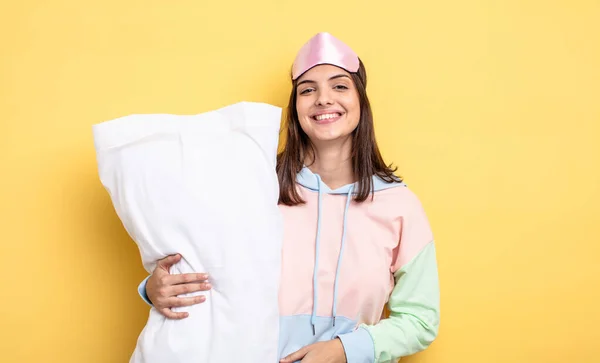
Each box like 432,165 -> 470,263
305,137 -> 354,189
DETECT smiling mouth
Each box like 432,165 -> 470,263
312,112 -> 343,123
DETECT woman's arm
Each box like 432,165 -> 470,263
338,191 -> 440,363
138,254 -> 212,319
338,241 -> 440,363
281,241 -> 440,363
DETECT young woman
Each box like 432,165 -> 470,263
138,32 -> 440,363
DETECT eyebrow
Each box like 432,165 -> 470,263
297,74 -> 350,87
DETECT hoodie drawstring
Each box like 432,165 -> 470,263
310,175 -> 323,336
310,174 -> 354,335
332,185 -> 354,327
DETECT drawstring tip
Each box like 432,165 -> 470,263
333,316 -> 336,327
312,324 -> 316,336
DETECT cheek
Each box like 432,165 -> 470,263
295,109 -> 312,134
345,97 -> 361,126
295,98 -> 311,120
297,118 -> 311,135
295,99 -> 315,133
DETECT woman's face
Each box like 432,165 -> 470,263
295,64 -> 360,144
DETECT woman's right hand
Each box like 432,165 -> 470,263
146,254 -> 212,319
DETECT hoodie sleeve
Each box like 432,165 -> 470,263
338,191 -> 440,363
137,275 -> 153,306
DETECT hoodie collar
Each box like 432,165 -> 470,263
296,166 -> 406,194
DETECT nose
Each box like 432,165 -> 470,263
315,88 -> 334,106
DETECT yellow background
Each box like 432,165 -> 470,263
1,0 -> 599,362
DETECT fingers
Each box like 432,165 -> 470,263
151,274 -> 211,316
149,257 -> 212,320
156,254 -> 182,271
171,282 -> 212,296
168,295 -> 207,308
154,292 -> 207,311
156,295 -> 206,319
280,347 -> 308,362
159,273 -> 208,289
171,273 -> 210,285
159,307 -> 189,320
150,272 -> 209,306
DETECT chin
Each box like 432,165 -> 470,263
311,131 -> 350,143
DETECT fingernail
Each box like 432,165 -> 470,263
205,283 -> 212,289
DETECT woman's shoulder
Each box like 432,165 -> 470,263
371,175 -> 429,215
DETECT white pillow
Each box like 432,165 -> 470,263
93,102 -> 283,363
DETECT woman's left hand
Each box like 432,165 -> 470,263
280,338 -> 347,363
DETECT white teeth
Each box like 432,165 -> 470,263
315,113 -> 340,121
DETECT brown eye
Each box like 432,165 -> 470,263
299,88 -> 314,95
334,85 -> 349,90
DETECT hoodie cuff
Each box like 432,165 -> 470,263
137,275 -> 153,306
337,327 -> 375,363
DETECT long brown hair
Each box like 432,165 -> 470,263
276,58 -> 402,206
